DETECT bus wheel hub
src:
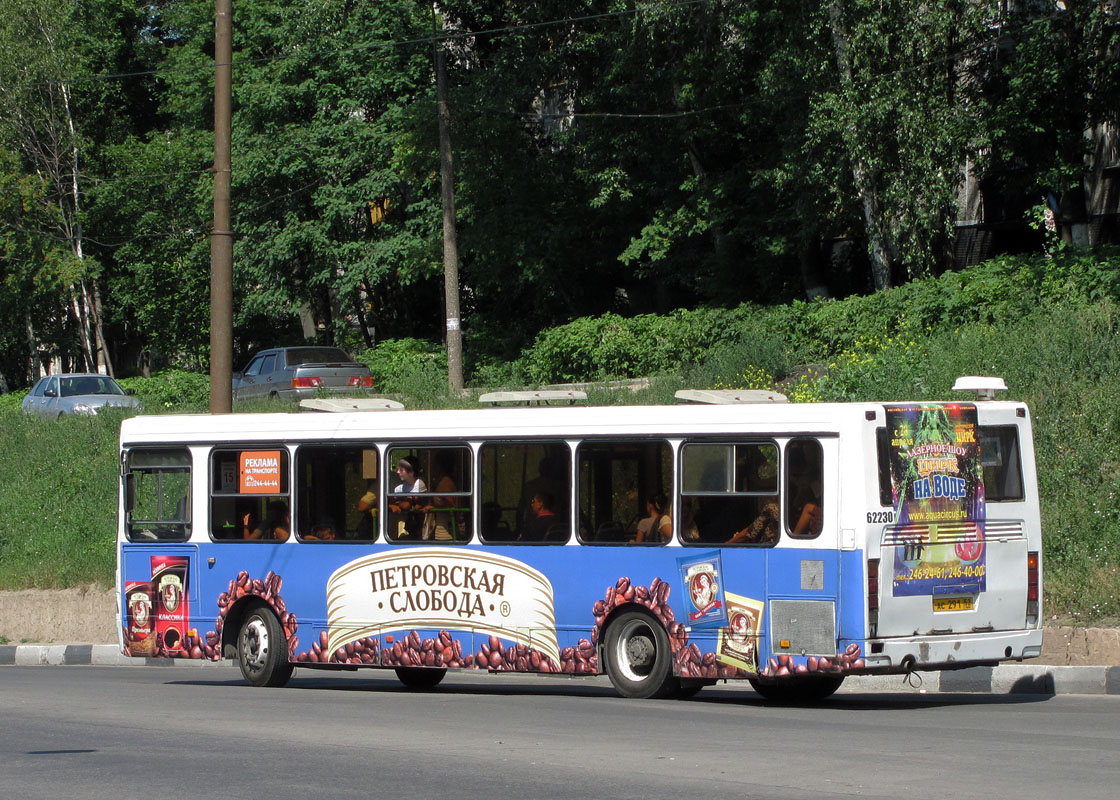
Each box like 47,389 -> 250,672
626,635 -> 654,667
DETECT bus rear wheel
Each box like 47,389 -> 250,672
604,611 -> 677,699
395,667 -> 447,689
237,607 -> 293,688
748,674 -> 844,703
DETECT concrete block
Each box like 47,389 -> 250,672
1049,666 -> 1108,695
15,645 -> 47,665
992,664 -> 1056,694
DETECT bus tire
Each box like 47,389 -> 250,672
394,667 -> 447,689
748,674 -> 844,703
604,611 -> 677,699
237,607 -> 293,688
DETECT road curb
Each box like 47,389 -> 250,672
3,644 -> 1119,694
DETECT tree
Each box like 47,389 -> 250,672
812,0 -> 992,288
983,1 -> 1120,244
0,147 -> 77,382
0,0 -> 169,378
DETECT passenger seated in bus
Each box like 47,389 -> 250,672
791,493 -> 823,536
520,491 -> 558,541
389,457 -> 427,508
304,523 -> 335,541
634,493 -> 671,543
726,500 -> 780,544
389,457 -> 427,539
247,500 -> 291,542
787,449 -> 823,536
519,455 -> 564,528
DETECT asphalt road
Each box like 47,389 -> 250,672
3,665 -> 1119,800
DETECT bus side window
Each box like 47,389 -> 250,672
785,439 -> 823,538
576,440 -> 672,545
210,447 -> 290,542
125,448 -> 192,542
479,442 -> 570,544
679,442 -> 779,546
875,428 -> 893,507
386,445 -> 473,543
294,444 -> 378,542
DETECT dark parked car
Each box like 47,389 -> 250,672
232,347 -> 374,402
22,373 -> 142,418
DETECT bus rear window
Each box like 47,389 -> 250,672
979,426 -> 1024,502
876,425 -> 1024,505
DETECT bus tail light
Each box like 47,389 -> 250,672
867,558 -> 879,637
1026,551 -> 1040,623
292,377 -> 323,389
349,376 -> 374,388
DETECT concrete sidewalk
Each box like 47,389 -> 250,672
3,643 -> 1119,695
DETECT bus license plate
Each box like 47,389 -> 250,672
933,596 -> 974,612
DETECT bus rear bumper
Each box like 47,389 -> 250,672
857,628 -> 1045,674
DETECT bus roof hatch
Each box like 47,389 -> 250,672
299,398 -> 405,412
479,390 -> 588,406
674,389 -> 788,405
951,376 -> 1008,400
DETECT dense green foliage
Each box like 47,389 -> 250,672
1,1 -> 1118,386
3,253 -> 1120,625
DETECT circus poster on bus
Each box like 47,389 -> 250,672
885,404 -> 987,597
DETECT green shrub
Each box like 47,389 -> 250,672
357,338 -> 446,394
117,369 -> 210,412
685,330 -> 792,391
521,308 -> 754,384
468,359 -> 528,391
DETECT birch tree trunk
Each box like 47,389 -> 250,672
828,1 -> 894,291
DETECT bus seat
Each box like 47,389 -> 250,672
595,521 -> 626,542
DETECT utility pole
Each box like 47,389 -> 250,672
210,0 -> 234,412
433,6 -> 464,394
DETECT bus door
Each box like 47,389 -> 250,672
874,405 -> 1031,638
120,448 -> 199,658
764,437 -> 846,667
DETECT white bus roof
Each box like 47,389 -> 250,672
119,398 -> 1028,446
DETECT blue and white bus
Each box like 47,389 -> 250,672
116,378 -> 1042,700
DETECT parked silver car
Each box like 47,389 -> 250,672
232,347 -> 374,401
22,373 -> 142,418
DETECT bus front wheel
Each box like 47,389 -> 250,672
394,667 -> 447,689
237,607 -> 293,688
604,611 -> 677,699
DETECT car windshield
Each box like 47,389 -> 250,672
60,376 -> 125,397
284,348 -> 352,366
